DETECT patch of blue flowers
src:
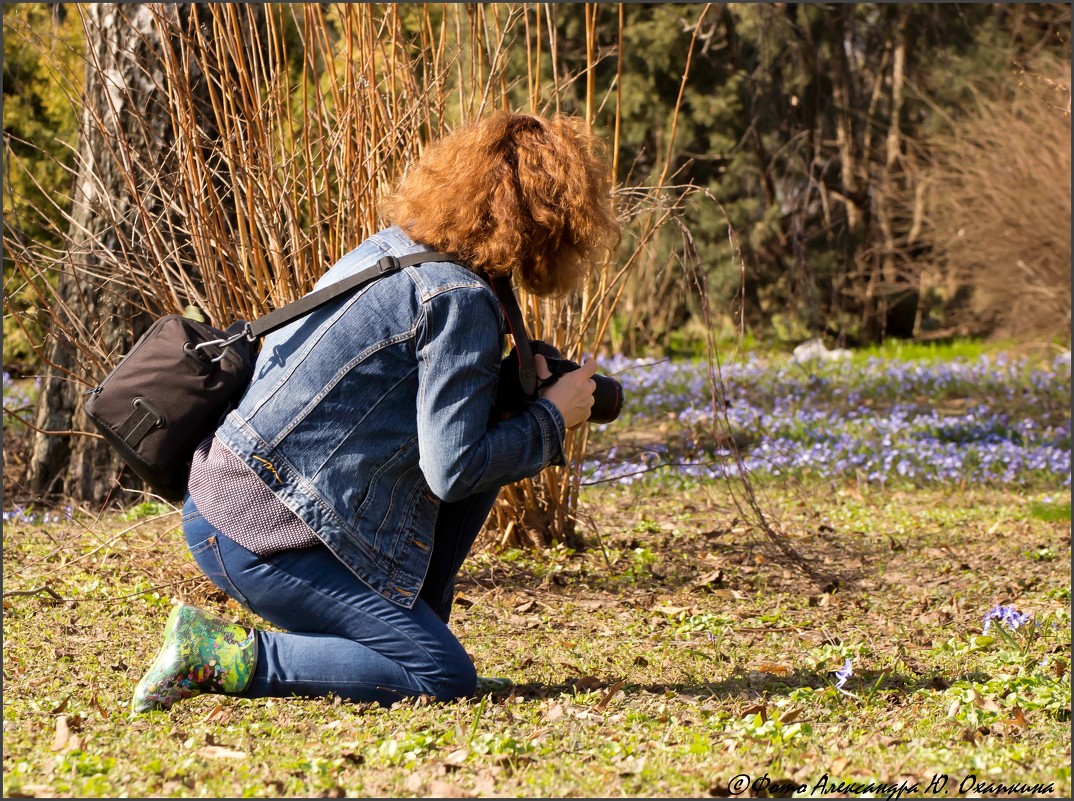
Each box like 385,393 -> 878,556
2,371 -> 38,415
833,658 -> 853,689
1,504 -> 73,525
586,353 -> 1071,488
982,604 -> 1033,634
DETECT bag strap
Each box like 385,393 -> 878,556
491,276 -> 538,399
240,248 -> 537,400
246,249 -> 454,339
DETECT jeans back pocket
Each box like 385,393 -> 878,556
188,534 -> 252,610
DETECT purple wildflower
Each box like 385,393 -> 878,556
583,353 -> 1071,488
982,604 -> 1033,634
834,658 -> 853,689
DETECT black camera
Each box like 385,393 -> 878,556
495,340 -> 623,425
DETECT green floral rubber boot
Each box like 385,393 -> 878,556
132,604 -> 257,713
474,676 -> 514,694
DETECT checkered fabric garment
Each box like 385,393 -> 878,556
187,436 -> 320,555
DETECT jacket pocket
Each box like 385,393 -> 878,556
353,436 -> 419,541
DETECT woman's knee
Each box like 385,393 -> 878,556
430,650 -> 477,701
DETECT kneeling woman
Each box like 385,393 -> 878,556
132,111 -> 619,712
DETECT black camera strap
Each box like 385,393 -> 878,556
491,276 -> 538,400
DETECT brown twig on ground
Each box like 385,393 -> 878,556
2,585 -> 72,604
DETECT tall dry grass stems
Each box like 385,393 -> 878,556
922,67 -> 1071,340
4,4 -> 721,548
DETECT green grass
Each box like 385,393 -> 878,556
847,337 -> 1071,365
661,333 -> 1066,365
1029,498 -> 1072,523
850,337 -> 1003,363
3,482 -> 1070,797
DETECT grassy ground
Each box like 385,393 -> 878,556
2,480 -> 1070,798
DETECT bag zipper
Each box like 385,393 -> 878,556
88,315 -> 226,398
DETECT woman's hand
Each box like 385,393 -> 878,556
534,354 -> 599,430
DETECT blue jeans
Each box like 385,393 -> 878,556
181,489 -> 497,705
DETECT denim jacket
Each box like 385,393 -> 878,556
215,226 -> 566,607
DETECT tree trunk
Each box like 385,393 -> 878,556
29,5 -> 177,503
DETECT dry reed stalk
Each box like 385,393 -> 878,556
5,3 -> 723,548
487,5 -> 716,547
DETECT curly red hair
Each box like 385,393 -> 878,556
384,111 -> 619,296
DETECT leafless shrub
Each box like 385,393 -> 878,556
921,67 -> 1071,340
4,4 -> 716,548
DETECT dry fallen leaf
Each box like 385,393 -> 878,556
655,605 -> 692,616
443,748 -> 469,767
694,570 -> 724,589
1006,705 -> 1028,728
203,703 -> 230,724
470,775 -> 497,796
595,679 -> 628,712
51,715 -> 71,752
741,703 -> 767,722
615,756 -> 646,776
50,694 -> 71,715
574,675 -> 602,691
570,708 -> 605,723
970,691 -> 1001,713
198,745 -> 247,760
542,704 -> 564,722
16,784 -> 58,797
752,662 -> 791,676
427,780 -> 472,798
778,706 -> 803,724
928,676 -> 951,691
90,695 -> 110,720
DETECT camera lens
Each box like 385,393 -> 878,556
540,354 -> 625,425
590,374 -> 623,424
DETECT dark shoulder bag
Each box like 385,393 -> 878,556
84,249 -> 466,501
